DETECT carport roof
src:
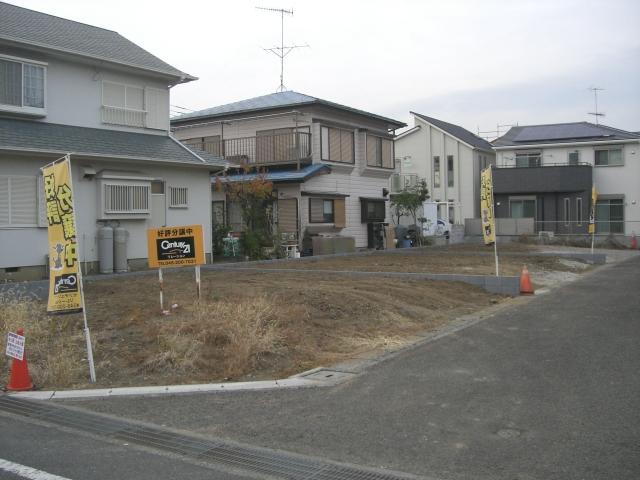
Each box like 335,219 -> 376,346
215,163 -> 330,184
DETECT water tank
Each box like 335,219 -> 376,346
97,225 -> 113,274
113,227 -> 128,273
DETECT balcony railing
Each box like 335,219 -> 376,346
185,132 -> 311,166
493,164 -> 592,194
390,173 -> 421,193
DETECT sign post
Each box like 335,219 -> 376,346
480,166 -> 499,276
147,225 -> 206,312
589,185 -> 597,254
41,155 -> 96,382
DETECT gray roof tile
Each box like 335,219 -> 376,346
410,112 -> 494,151
493,122 -> 640,147
171,91 -> 406,128
0,2 -> 194,81
0,118 -> 226,168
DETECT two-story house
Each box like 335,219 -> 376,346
0,2 -> 226,280
492,122 -> 639,238
393,112 -> 495,224
171,91 -> 405,251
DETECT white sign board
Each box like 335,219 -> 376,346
6,332 -> 25,361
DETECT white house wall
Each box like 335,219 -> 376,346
0,45 -> 170,133
0,155 -> 212,270
394,116 -> 494,224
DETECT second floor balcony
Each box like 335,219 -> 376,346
390,173 -> 421,193
184,131 -> 311,167
493,163 -> 592,194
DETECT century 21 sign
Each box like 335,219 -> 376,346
146,225 -> 205,268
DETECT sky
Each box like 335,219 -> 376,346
8,0 -> 640,136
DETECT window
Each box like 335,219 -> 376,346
212,201 -> 225,226
564,198 -> 570,226
103,184 -> 150,214
366,134 -> 393,168
360,199 -> 386,222
595,148 -> 623,166
321,127 -> 354,164
102,81 -> 146,127
596,198 -> 624,233
0,57 -> 46,112
151,181 -> 164,194
433,156 -> 441,187
309,198 -> 334,223
183,136 -> 222,156
447,155 -> 454,187
448,203 -> 455,224
402,156 -> 412,167
0,176 -> 39,226
568,150 -> 580,165
509,197 -> 536,219
515,152 -> 541,167
169,186 -> 188,208
576,197 -> 583,226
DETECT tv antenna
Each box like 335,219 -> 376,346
256,6 -> 309,92
588,87 -> 605,124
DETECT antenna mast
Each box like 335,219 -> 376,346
588,87 -> 605,125
256,6 -> 309,92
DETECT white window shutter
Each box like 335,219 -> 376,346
37,174 -> 47,227
145,87 -> 169,130
0,177 -> 9,225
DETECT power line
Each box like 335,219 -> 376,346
256,6 -> 309,92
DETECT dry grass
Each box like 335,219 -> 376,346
0,290 -> 86,388
143,296 -> 286,379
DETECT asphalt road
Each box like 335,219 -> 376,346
0,414 -> 255,480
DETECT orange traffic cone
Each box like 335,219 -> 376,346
519,265 -> 534,295
631,232 -> 638,250
6,328 -> 34,392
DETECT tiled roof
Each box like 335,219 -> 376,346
171,91 -> 406,128
493,122 -> 640,147
0,1 -> 195,82
410,112 -> 494,151
0,118 -> 226,168
217,163 -> 330,183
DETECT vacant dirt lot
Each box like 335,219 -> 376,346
2,270 -> 502,390
238,243 -> 590,281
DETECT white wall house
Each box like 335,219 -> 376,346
171,91 -> 405,250
393,112 -> 495,224
493,122 -> 640,237
0,2 -> 225,280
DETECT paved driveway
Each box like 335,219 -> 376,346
69,257 -> 640,480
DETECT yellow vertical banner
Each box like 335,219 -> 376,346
588,185 -> 597,234
42,157 -> 83,314
480,166 -> 496,245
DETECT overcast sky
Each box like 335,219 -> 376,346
10,0 -> 640,136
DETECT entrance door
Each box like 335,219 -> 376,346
277,198 -> 298,239
150,180 -> 166,227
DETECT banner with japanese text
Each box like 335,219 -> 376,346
42,157 -> 83,314
588,185 -> 597,234
480,166 -> 496,245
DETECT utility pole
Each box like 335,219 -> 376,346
588,87 -> 605,125
256,6 -> 309,92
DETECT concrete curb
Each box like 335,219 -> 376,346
7,377 -> 322,401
